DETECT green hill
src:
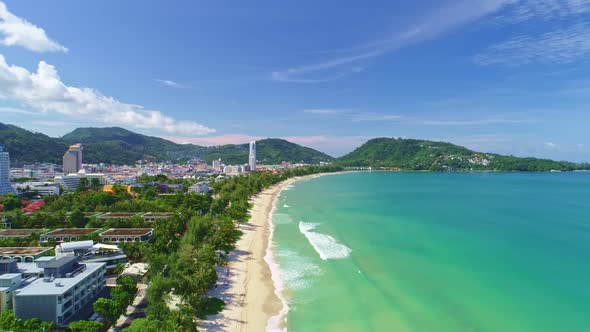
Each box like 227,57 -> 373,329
0,123 -> 67,164
0,123 -> 333,165
336,138 -> 590,171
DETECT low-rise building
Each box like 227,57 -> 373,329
141,212 -> 175,222
99,228 -> 154,243
40,229 -> 101,243
188,182 -> 211,194
13,256 -> 107,325
0,247 -> 52,262
98,212 -> 141,220
12,182 -> 60,196
0,229 -> 46,239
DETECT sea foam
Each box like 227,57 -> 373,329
265,189 -> 290,332
299,222 -> 352,260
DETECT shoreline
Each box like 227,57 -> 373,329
201,173 -> 328,332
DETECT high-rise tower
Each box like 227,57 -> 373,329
63,144 -> 83,174
249,141 -> 257,171
0,145 -> 14,195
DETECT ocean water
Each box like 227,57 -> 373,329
269,172 -> 590,332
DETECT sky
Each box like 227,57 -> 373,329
0,0 -> 589,161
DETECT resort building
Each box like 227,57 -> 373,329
62,144 -> 83,174
0,247 -> 53,262
0,229 -> 46,239
12,256 -> 107,325
249,140 -> 257,171
188,182 -> 211,194
141,212 -> 175,222
98,212 -> 141,221
0,146 -> 13,195
40,229 -> 101,243
99,228 -> 154,243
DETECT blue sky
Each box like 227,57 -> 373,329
0,0 -> 589,161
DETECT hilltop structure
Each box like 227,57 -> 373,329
62,144 -> 83,174
249,140 -> 257,171
0,146 -> 14,195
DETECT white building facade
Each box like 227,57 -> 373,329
0,146 -> 14,195
249,141 -> 257,171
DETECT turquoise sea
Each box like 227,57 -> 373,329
269,172 -> 590,332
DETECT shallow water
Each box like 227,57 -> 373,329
271,172 -> 590,332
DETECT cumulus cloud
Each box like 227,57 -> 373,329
0,1 -> 67,52
0,55 -> 215,135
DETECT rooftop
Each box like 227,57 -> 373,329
99,212 -> 140,219
14,262 -> 105,296
141,212 -> 175,218
42,228 -> 100,237
0,229 -> 46,237
0,247 -> 52,255
100,228 -> 153,236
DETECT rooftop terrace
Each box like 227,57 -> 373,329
42,229 -> 100,237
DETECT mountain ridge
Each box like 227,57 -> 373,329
0,123 -> 333,165
1,123 -> 589,171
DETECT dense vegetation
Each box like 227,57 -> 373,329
336,138 -> 590,171
0,123 -> 333,165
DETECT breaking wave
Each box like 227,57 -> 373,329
298,222 -> 352,260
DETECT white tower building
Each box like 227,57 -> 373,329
249,141 -> 257,171
0,145 -> 14,195
63,143 -> 83,174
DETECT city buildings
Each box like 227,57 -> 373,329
249,141 -> 257,171
62,144 -> 83,174
0,145 -> 14,195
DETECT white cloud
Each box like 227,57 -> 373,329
272,0 -> 513,82
0,55 -> 215,136
0,106 -> 33,114
154,78 -> 190,89
412,118 -> 534,125
350,112 -> 403,122
303,109 -> 341,114
0,2 -> 67,52
497,0 -> 590,23
545,142 -> 557,147
474,22 -> 590,65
